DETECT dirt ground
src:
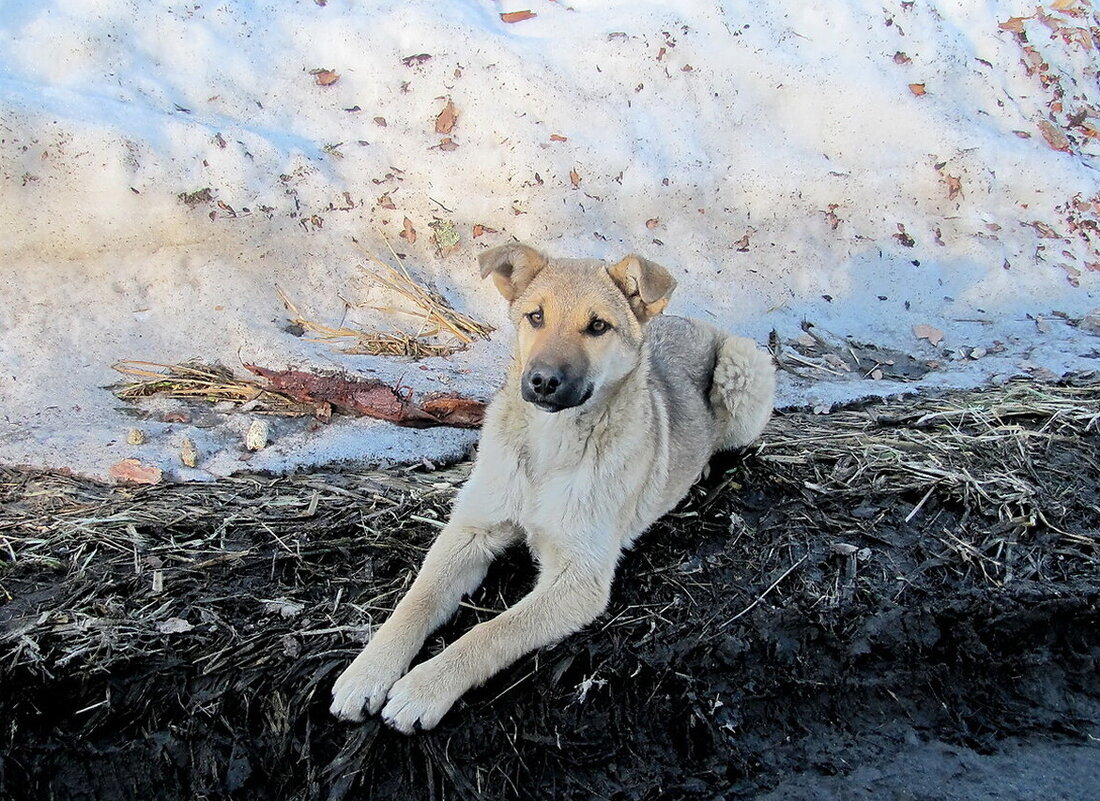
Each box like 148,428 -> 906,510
1,379 -> 1098,801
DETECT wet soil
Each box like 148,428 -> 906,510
1,381 -> 1098,800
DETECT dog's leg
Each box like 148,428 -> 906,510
330,516 -> 516,722
381,549 -> 616,733
710,335 -> 776,451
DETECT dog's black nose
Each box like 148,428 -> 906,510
527,369 -> 561,397
521,362 -> 592,411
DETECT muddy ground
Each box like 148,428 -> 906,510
1,379 -> 1098,800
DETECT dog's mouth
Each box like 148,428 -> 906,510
529,384 -> 593,413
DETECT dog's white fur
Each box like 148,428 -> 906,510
331,245 -> 776,732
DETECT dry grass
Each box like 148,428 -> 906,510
278,240 -> 493,358
109,360 -> 317,415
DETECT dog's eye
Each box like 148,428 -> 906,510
586,318 -> 610,336
526,309 -> 544,328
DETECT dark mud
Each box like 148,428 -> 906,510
1,380 -> 1098,800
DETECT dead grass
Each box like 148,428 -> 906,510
109,360 -> 317,415
278,240 -> 493,358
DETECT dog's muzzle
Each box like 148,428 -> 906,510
521,363 -> 593,412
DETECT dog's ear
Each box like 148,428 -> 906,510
478,244 -> 548,302
607,255 -> 677,321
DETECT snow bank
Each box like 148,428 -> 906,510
1,0 -> 1097,481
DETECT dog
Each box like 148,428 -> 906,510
330,243 -> 776,733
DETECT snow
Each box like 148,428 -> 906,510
1,0 -> 1098,481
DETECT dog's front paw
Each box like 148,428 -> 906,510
381,656 -> 465,734
330,646 -> 407,722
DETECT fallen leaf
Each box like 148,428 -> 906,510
127,428 -> 146,445
501,10 -> 536,23
893,51 -> 911,64
401,53 -> 432,67
1060,263 -> 1081,286
400,216 -> 416,244
435,99 -> 457,134
913,324 -> 945,347
569,168 -> 581,188
945,174 -> 962,200
377,193 -> 396,210
645,218 -> 659,229
998,16 -> 1030,33
437,137 -> 459,152
1051,0 -> 1077,10
311,69 -> 339,86
908,83 -> 926,96
109,459 -> 163,485
894,223 -> 916,247
734,231 -> 752,251
1085,262 -> 1100,273
550,133 -> 568,142
473,224 -> 498,238
1037,119 -> 1072,152
374,117 -> 387,127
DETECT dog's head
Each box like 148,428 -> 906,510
479,243 -> 676,413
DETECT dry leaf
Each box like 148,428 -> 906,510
312,69 -> 339,86
1051,0 -> 1077,10
998,16 -> 1029,33
473,224 -> 498,238
400,216 -> 417,244
1085,262 -> 1100,273
127,428 -> 146,445
435,99 -> 457,134
374,117 -> 387,127
377,194 -> 396,210
908,83 -> 926,96
569,168 -> 581,188
438,137 -> 459,152
645,218 -> 659,230
945,174 -> 962,200
913,324 -> 945,346
734,232 -> 752,251
550,134 -> 568,142
1037,119 -> 1072,152
109,458 -> 163,485
501,10 -> 536,23
893,51 -> 911,64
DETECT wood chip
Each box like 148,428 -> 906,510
501,10 -> 536,23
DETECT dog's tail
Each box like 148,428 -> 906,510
709,335 -> 776,452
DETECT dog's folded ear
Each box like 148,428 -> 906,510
478,244 -> 548,302
607,255 -> 677,321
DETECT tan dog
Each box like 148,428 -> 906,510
330,244 -> 776,733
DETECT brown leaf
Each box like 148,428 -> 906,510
438,137 -> 459,152
109,459 -> 163,485
734,232 -> 752,251
377,193 -> 396,210
945,174 -> 962,200
1085,262 -> 1100,273
374,117 -> 387,127
501,10 -> 536,23
435,99 -> 457,134
1037,119 -> 1072,152
569,168 -> 581,188
400,216 -> 416,243
912,324 -> 945,347
998,16 -> 1029,33
401,53 -> 432,67
645,218 -> 659,230
908,83 -> 926,96
550,133 -> 568,142
1051,0 -> 1077,10
312,69 -> 339,86
893,51 -> 911,64
473,224 -> 498,238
